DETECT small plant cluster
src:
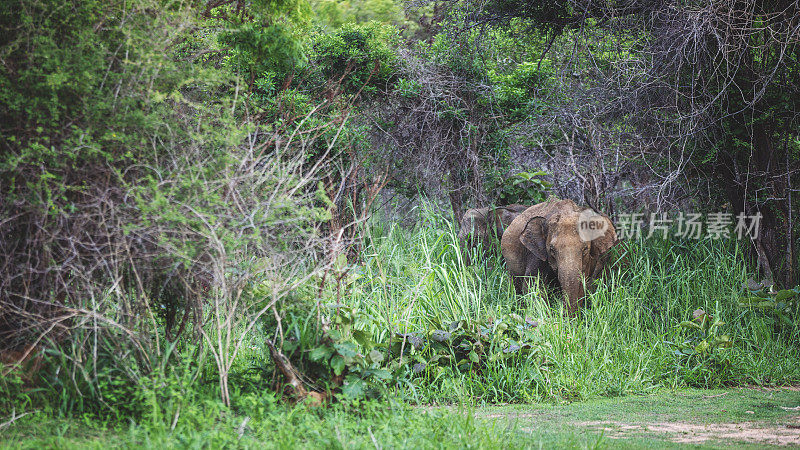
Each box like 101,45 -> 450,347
391,313 -> 542,378
283,306 -> 543,400
310,22 -> 401,97
666,309 -> 733,387
484,170 -> 552,206
739,281 -> 799,328
487,60 -> 555,119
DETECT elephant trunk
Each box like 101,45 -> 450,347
558,264 -> 585,315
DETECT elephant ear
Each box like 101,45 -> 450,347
520,216 -> 548,261
590,216 -> 618,258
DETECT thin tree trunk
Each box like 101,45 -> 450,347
786,137 -> 795,286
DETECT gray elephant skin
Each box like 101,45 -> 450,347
500,198 -> 617,315
458,204 -> 529,264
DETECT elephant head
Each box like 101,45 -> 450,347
458,204 -> 528,264
501,199 -> 617,315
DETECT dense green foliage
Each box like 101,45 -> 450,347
447,0 -> 800,284
311,22 -> 400,96
314,209 -> 800,403
311,0 -> 401,28
0,0 -> 332,410
0,0 -> 207,190
3,208 -> 799,439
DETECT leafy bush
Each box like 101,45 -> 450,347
0,0 -> 341,414
739,284 -> 800,330
666,309 -> 734,387
279,303 -> 544,400
310,0 -> 402,28
219,20 -> 308,81
310,22 -> 400,96
488,60 -> 555,119
484,169 -> 551,206
395,77 -> 424,98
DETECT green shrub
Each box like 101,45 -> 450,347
665,309 -> 734,387
739,284 -> 800,332
310,0 -> 402,28
484,169 -> 551,206
217,0 -> 311,79
488,60 -> 555,119
0,0 -> 336,414
310,22 -> 400,96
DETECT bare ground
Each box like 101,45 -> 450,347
577,417 -> 800,446
465,387 -> 800,448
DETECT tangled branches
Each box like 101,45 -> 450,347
437,0 -> 800,282
366,49 -> 493,216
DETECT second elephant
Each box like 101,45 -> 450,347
501,198 -> 617,315
458,204 -> 528,264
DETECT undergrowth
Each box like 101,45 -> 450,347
2,207 -> 799,441
319,207 -> 800,404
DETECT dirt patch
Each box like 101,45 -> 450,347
579,419 -> 800,446
481,413 -> 545,419
744,385 -> 800,392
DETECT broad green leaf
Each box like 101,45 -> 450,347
341,377 -> 365,398
327,330 -> 342,341
678,321 -> 702,330
775,290 -> 798,302
309,345 -> 333,361
367,368 -> 391,380
352,329 -> 374,349
368,349 -> 384,364
334,341 -> 359,358
330,355 -> 346,376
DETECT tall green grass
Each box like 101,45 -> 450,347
343,206 -> 800,404
4,205 -> 798,431
0,398 -> 540,449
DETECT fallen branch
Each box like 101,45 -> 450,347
265,338 -> 327,406
0,409 -> 36,431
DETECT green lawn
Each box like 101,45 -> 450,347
471,387 -> 800,448
3,388 -> 799,449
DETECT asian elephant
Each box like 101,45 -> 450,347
458,204 -> 529,264
501,198 -> 617,315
